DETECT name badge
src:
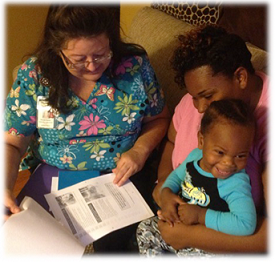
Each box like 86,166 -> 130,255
37,96 -> 59,129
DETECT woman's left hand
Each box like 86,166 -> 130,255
112,147 -> 146,186
158,219 -> 190,250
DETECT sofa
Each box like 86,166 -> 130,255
126,6 -> 268,115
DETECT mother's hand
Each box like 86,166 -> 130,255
158,219 -> 190,250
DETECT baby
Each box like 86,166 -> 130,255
160,99 -> 256,235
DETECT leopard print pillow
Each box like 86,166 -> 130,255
151,2 -> 222,25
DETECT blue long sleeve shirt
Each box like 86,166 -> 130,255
162,148 -> 257,236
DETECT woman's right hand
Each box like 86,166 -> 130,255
4,133 -> 32,221
4,190 -> 20,220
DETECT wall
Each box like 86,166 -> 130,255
120,2 -> 150,38
6,4 -> 49,95
218,5 -> 267,50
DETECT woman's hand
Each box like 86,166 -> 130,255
4,133 -> 31,220
112,106 -> 170,187
112,147 -> 146,186
158,219 -> 190,250
4,190 -> 20,221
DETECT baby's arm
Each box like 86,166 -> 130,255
178,172 -> 256,236
177,173 -> 256,236
204,174 -> 257,236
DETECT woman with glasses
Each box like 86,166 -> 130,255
4,5 -> 170,252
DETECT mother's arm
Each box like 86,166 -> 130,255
158,216 -> 267,253
152,120 -> 176,206
158,165 -> 268,253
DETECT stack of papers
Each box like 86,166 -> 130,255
3,173 -> 154,256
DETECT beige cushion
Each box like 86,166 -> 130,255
246,42 -> 268,74
127,7 -> 193,113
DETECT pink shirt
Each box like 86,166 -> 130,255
172,71 -> 269,214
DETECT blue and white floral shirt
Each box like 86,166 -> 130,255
4,54 -> 165,171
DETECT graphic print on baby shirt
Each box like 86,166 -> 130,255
181,168 -> 210,207
180,161 -> 229,211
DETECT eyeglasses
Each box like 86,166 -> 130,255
60,50 -> 113,70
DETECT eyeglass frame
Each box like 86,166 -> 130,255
60,50 -> 113,70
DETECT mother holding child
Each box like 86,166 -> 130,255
137,25 -> 268,255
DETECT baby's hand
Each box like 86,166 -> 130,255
178,204 -> 206,225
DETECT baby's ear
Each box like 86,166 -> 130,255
197,131 -> 204,149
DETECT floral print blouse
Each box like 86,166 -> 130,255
4,55 -> 165,171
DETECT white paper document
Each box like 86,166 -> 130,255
3,196 -> 85,257
45,173 -> 154,246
